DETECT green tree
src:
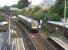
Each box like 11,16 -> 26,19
18,0 -> 29,9
19,6 -> 47,20
31,6 -> 41,13
48,0 -> 68,21
0,6 -> 11,15
11,4 -> 18,8
3,6 -> 10,15
53,0 -> 64,17
31,7 -> 47,20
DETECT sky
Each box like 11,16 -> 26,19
30,0 -> 43,5
0,0 -> 19,7
0,0 -> 56,7
30,0 -> 56,5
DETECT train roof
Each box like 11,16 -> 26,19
18,15 -> 37,23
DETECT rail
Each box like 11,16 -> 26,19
14,21 -> 36,50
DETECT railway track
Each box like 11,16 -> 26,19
5,15 -> 66,50
12,19 -> 64,50
13,21 -> 36,50
33,33 -> 59,50
17,20 -> 61,50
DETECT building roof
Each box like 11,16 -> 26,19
0,21 -> 8,25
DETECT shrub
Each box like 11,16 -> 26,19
0,16 -> 5,22
48,13 -> 61,21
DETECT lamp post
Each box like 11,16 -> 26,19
8,8 -> 11,46
64,0 -> 67,26
64,0 -> 67,38
8,17 -> 11,46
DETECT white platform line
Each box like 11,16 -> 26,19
21,38 -> 25,50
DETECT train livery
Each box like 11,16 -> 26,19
18,15 -> 39,32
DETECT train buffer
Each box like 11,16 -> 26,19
50,37 -> 68,50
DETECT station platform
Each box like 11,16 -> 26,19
14,38 -> 25,50
0,32 -> 7,50
50,37 -> 68,50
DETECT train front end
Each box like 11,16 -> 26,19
31,21 -> 39,32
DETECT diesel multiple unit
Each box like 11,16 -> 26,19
18,15 -> 39,32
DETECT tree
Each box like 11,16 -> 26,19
0,6 -> 10,14
31,6 -> 41,13
2,6 -> 10,15
31,7 -> 47,20
48,0 -> 68,21
11,4 -> 18,8
19,6 -> 47,21
18,0 -> 29,9
54,0 -> 64,17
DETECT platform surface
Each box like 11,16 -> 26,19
0,32 -> 7,50
50,37 -> 68,50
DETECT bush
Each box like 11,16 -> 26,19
20,6 -> 47,21
0,16 -> 5,22
32,10 -> 46,20
48,13 -> 61,21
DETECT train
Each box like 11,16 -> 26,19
18,15 -> 39,32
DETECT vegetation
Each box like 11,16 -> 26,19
18,0 -> 29,9
19,6 -> 47,21
18,0 -> 68,21
0,0 -> 68,21
48,0 -> 68,21
31,7 -> 47,20
11,4 -> 18,8
0,16 -> 5,22
0,6 -> 10,15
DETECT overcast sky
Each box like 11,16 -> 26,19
0,0 -> 19,7
0,0 -> 56,7
31,0 -> 56,5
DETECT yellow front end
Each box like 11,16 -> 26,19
32,22 -> 38,29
